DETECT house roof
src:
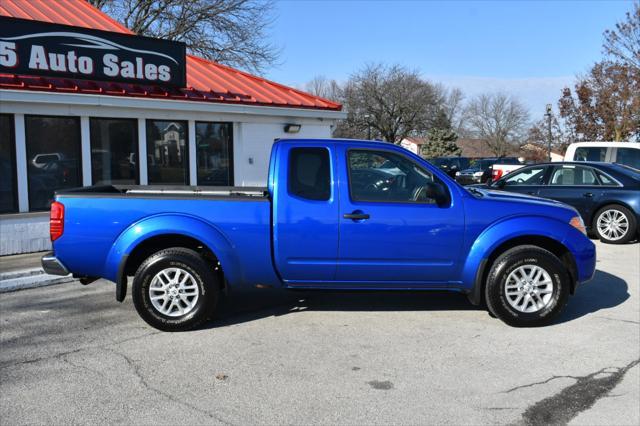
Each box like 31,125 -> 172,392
0,0 -> 342,111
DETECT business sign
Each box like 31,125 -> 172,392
0,17 -> 186,87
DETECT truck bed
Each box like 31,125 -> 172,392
53,185 -> 277,290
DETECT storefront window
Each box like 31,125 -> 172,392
25,116 -> 81,211
196,122 -> 233,186
0,114 -> 18,213
90,118 -> 138,185
146,120 -> 188,185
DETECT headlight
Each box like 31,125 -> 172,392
455,171 -> 461,176
473,171 -> 484,177
569,216 -> 586,235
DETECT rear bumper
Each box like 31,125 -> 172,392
41,252 -> 70,276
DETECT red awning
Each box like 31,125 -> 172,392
0,0 -> 342,111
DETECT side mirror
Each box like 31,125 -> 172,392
415,182 -> 450,207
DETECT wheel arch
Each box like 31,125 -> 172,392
467,235 -> 578,306
463,216 -> 578,306
104,214 -> 241,301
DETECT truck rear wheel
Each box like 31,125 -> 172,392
132,247 -> 219,331
484,245 -> 570,327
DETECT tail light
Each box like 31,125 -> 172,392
50,201 -> 64,241
492,168 -> 503,181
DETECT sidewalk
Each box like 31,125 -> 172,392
0,251 -> 74,293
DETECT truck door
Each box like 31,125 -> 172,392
336,146 -> 465,284
272,144 -> 339,282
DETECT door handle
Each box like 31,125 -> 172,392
583,192 -> 594,198
343,212 -> 370,220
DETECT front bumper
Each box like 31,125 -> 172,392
41,252 -> 70,276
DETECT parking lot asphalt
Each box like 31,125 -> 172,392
1,240 -> 638,425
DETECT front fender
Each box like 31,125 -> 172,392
461,215 -> 573,292
103,213 -> 242,287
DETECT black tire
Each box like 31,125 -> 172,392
593,204 -> 637,244
132,247 -> 219,331
485,245 -> 570,327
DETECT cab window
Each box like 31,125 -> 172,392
288,148 -> 331,201
348,150 -> 447,204
615,148 -> 640,170
574,146 -> 607,162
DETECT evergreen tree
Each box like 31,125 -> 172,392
421,111 -> 461,158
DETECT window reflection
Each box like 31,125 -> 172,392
196,122 -> 233,186
146,120 -> 188,185
0,114 -> 17,213
25,116 -> 81,211
90,118 -> 138,185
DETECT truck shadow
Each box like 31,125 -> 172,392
556,269 -> 629,323
202,269 -> 629,329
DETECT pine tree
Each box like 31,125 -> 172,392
421,111 -> 461,158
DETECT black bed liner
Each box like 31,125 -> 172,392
55,185 -> 269,200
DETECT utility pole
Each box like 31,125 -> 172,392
545,104 -> 553,162
364,114 -> 372,140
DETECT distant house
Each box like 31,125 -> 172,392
400,137 -> 427,155
455,139 -> 503,158
519,143 -> 564,162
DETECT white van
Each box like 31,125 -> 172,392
564,142 -> 640,170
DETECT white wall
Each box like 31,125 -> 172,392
235,122 -> 332,186
0,214 -> 50,255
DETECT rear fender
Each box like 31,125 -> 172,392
462,215 -> 571,302
104,213 -> 241,290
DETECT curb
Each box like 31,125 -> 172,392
0,269 -> 75,293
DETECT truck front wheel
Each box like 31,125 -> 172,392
484,246 -> 570,327
132,247 -> 219,331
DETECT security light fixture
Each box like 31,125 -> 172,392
284,124 -> 301,133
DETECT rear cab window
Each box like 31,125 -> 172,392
574,147 -> 607,162
288,147 -> 331,201
615,148 -> 640,170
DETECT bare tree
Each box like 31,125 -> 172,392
304,76 -> 343,102
439,86 -> 467,136
466,93 -> 530,156
603,1 -> 640,70
88,0 -> 279,74
335,63 -> 442,142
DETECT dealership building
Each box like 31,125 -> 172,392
0,0 -> 345,255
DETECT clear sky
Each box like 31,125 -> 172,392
266,0 -> 633,119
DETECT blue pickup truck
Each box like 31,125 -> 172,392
42,139 -> 596,331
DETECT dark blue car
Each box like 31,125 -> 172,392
483,162 -> 640,244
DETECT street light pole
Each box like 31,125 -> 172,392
545,104 -> 553,162
364,114 -> 372,140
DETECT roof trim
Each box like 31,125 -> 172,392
0,88 -> 347,119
